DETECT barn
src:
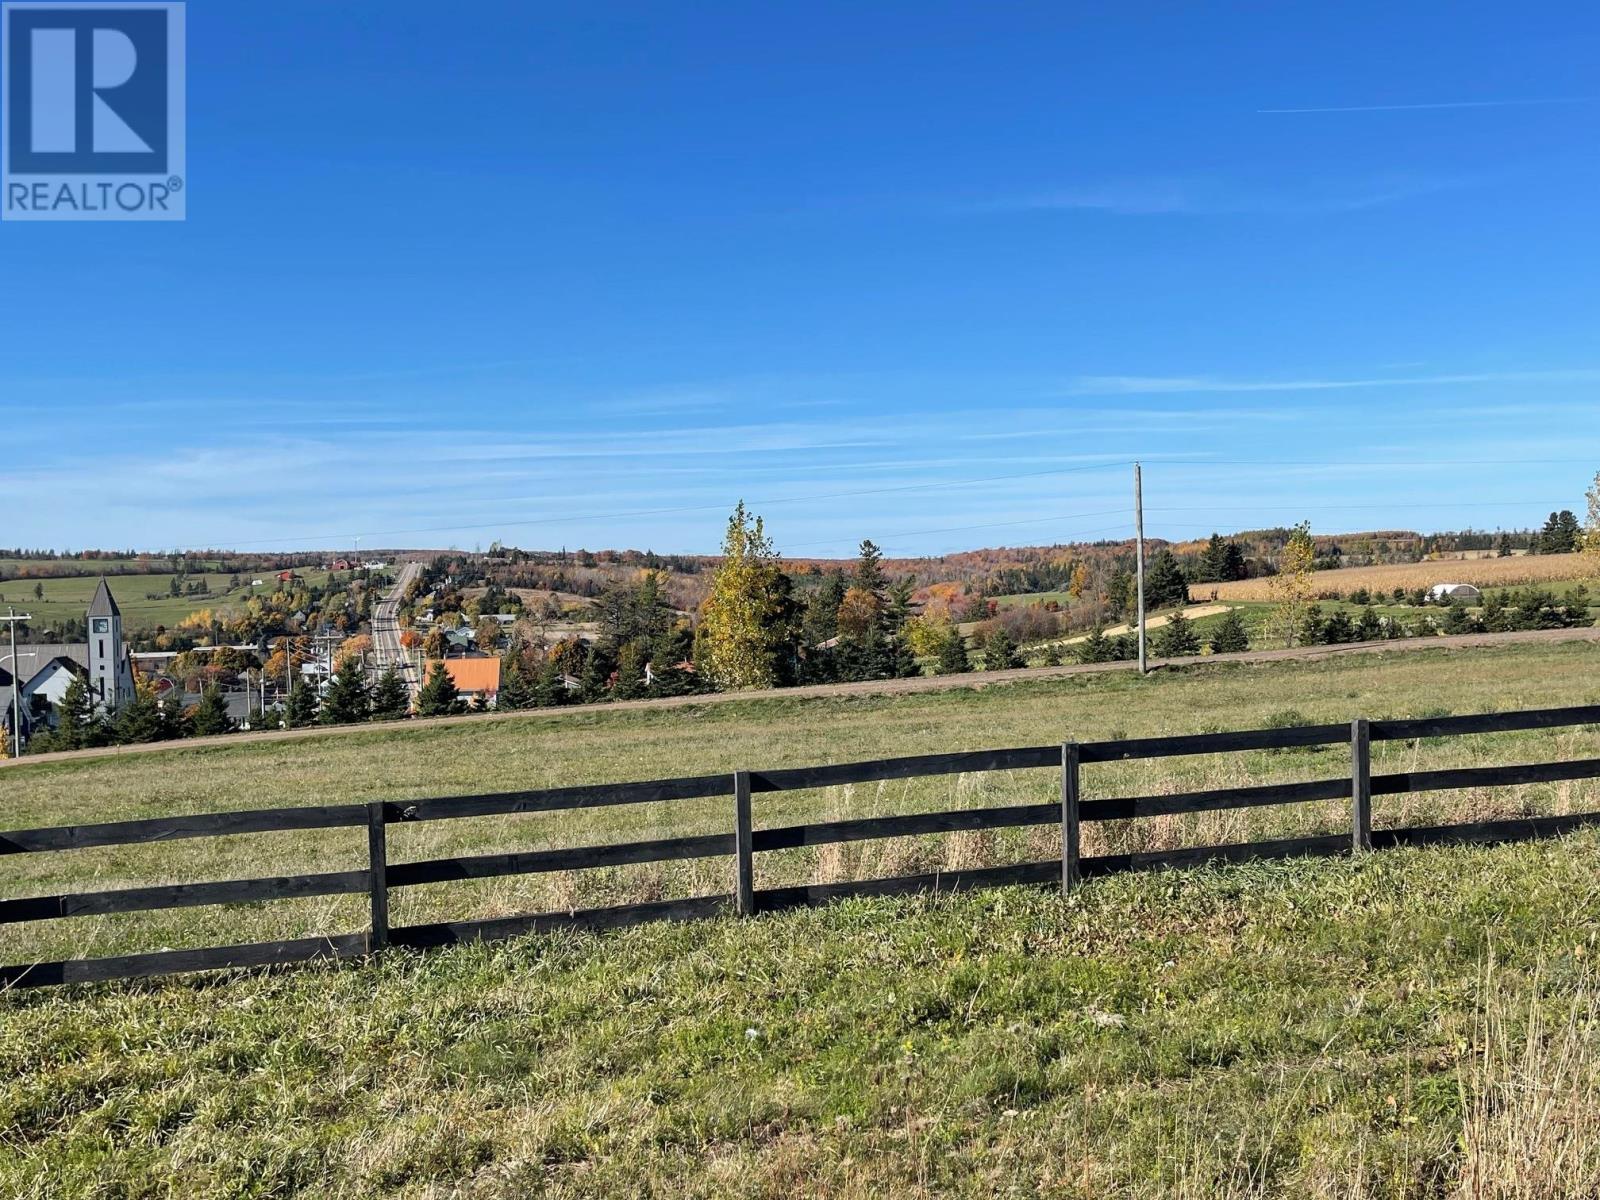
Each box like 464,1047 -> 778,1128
1427,583 -> 1482,602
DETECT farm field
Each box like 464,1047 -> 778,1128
4,638 -> 1600,1195
0,569 -> 336,634
1192,551 -> 1594,602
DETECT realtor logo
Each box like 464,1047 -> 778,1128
2,2 -> 185,220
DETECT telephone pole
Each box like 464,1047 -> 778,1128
3,608 -> 34,758
1134,463 -> 1147,674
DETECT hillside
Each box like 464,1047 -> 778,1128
5,639 -> 1600,1194
1193,552 -> 1595,603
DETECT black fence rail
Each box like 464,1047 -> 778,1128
4,704 -> 1600,990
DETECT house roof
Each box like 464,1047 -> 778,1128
88,579 -> 120,618
428,657 -> 501,694
0,642 -> 89,688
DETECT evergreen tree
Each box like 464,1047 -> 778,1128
1355,605 -> 1382,642
803,571 -> 847,646
1153,611 -> 1200,657
1143,549 -> 1190,609
51,677 -> 103,750
416,660 -> 466,716
1496,531 -> 1513,558
370,666 -> 410,720
983,627 -> 1023,671
1076,625 -> 1113,664
936,627 -> 971,674
192,684 -> 235,736
1195,533 -> 1228,583
1209,609 -> 1250,655
1040,643 -> 1064,667
1321,610 -> 1356,644
1222,541 -> 1248,581
533,656 -> 569,707
286,679 -> 319,727
1296,603 -> 1326,647
320,657 -> 371,724
112,682 -> 185,744
495,654 -> 533,711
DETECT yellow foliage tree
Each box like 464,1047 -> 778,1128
698,503 -> 786,690
1585,470 -> 1600,560
903,612 -> 952,658
1068,562 -> 1089,601
1267,522 -> 1316,648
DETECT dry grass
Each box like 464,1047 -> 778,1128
1192,553 -> 1595,602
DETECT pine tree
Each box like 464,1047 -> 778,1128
1322,610 -> 1356,644
983,628 -> 1022,671
1143,550 -> 1189,609
936,627 -> 971,674
370,667 -> 410,720
416,660 -> 465,716
286,679 -> 318,727
1222,542 -> 1248,581
52,677 -> 103,750
495,654 -> 533,711
191,684 -> 235,736
1355,605 -> 1382,642
320,657 -> 371,724
1209,609 -> 1249,654
1040,643 -> 1064,667
533,656 -> 569,707
1076,626 -> 1113,664
1196,533 -> 1228,583
1153,611 -> 1200,657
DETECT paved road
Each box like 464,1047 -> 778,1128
6,623 -> 1598,768
371,561 -> 423,699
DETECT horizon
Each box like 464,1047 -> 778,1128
6,2 -> 1600,554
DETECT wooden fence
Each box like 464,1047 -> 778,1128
4,703 -> 1600,990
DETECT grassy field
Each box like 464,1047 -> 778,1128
1192,553 -> 1595,602
4,639 -> 1600,1195
0,569 -> 336,634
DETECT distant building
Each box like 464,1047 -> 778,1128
426,657 -> 500,707
1,580 -> 135,745
1427,583 -> 1482,602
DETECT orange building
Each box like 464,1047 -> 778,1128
425,657 -> 501,706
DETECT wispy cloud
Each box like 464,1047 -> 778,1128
1259,97 -> 1594,115
967,172 -> 1475,217
1065,368 -> 1600,395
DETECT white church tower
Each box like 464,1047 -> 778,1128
86,579 -> 134,712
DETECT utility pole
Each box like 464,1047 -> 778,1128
1134,462 -> 1147,674
3,608 -> 34,758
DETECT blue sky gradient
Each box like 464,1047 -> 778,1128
4,1 -> 1599,555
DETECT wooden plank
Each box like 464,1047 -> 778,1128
1080,723 -> 1348,763
749,746 -> 1058,793
389,893 -> 730,948
1081,832 -> 1349,875
751,803 -> 1057,853
1372,758 -> 1600,796
387,833 -> 733,889
385,773 -> 732,824
0,931 -> 369,990
1061,743 -> 1081,893
1352,718 -> 1373,853
757,859 -> 1061,911
1373,811 -> 1600,850
367,802 -> 388,953
0,804 -> 367,855
734,770 -> 754,917
0,869 -> 370,925
1078,777 -> 1349,822
1371,704 -> 1600,742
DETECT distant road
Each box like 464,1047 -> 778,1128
370,561 -> 422,699
7,624 -> 1599,768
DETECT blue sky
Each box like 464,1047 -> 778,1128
4,1 -> 1599,556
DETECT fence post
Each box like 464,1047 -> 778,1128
366,801 -> 389,952
733,770 -> 754,916
1061,742 -> 1082,893
1351,718 -> 1372,854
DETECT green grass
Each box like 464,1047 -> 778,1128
0,569 -> 336,635
5,639 -> 1600,1195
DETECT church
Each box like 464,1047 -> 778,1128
1,580 -> 135,747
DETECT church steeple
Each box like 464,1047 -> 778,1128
86,578 -> 132,711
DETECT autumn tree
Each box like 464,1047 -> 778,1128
1585,472 -> 1600,560
1267,522 -> 1317,648
697,503 -> 792,691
